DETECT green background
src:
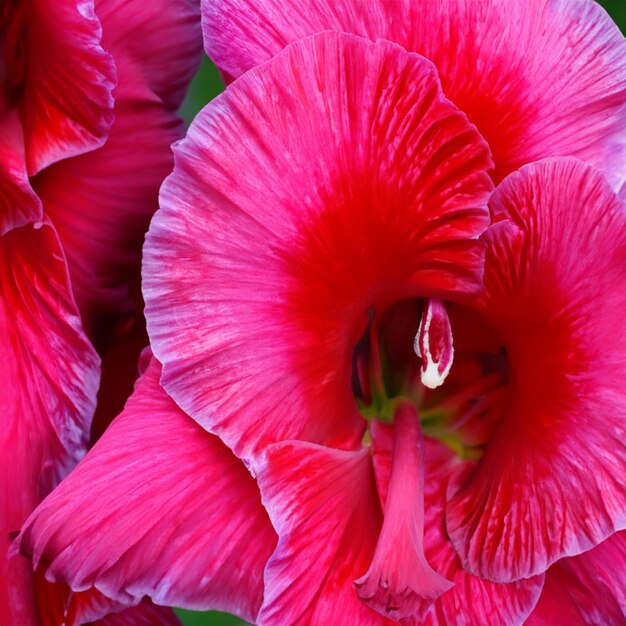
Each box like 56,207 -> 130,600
176,2 -> 626,624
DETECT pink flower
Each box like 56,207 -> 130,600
1,0 -> 201,623
16,2 -> 626,625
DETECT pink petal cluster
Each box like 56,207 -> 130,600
8,1 -> 626,626
1,0 -> 201,624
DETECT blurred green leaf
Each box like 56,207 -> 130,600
179,55 -> 225,125
175,608 -> 248,626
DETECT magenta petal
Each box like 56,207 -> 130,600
0,109 -> 42,235
93,599 -> 181,626
203,0 -> 626,185
95,0 -> 201,111
355,403 -> 452,622
0,222 -> 99,625
33,579 -> 168,626
144,31 -> 493,462
17,359 -> 277,622
20,0 -> 116,174
447,159 -> 626,582
34,97 -> 185,334
527,532 -> 626,625
257,442 -> 390,626
33,0 -> 201,332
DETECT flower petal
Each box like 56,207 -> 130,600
144,31 -> 493,461
95,0 -> 202,111
34,96 -> 184,336
202,0 -> 626,185
91,598 -> 181,626
447,159 -> 626,582
524,575 -> 588,626
257,442 -> 390,626
17,359 -> 277,622
33,576 -> 177,626
0,222 -> 99,625
371,422 -> 544,626
0,109 -> 42,235
527,532 -> 626,626
33,0 -> 201,334
20,0 -> 116,174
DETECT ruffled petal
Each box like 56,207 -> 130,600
19,0 -> 116,174
95,0 -> 201,111
93,599 -> 180,626
0,222 -> 99,625
17,359 -> 277,623
34,570 -> 181,626
370,422 -> 544,626
202,0 -> 626,185
447,159 -> 626,582
527,532 -> 626,625
34,95 -> 184,336
144,31 -> 493,461
0,109 -> 42,235
257,442 -> 390,626
34,0 -> 201,333
35,576 -> 111,626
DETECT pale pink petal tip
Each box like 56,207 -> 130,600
356,403 -> 453,622
414,299 -> 454,389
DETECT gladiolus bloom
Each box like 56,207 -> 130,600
15,1 -> 626,625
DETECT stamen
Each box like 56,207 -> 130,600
354,401 -> 453,621
414,298 -> 454,389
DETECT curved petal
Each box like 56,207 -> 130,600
34,0 -> 201,334
0,222 -> 99,625
34,95 -> 184,336
19,0 -> 116,174
0,109 -> 42,235
17,359 -> 277,623
34,576 -> 179,626
447,159 -> 626,582
527,532 -> 626,626
257,442 -> 391,626
524,575 -> 588,626
202,0 -> 626,185
144,31 -> 493,461
370,422 -> 544,626
95,0 -> 202,111
94,599 -> 180,626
